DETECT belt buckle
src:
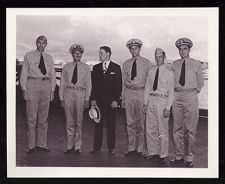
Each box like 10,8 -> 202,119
175,87 -> 181,92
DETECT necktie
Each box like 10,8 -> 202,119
153,67 -> 159,91
131,59 -> 137,80
71,63 -> 77,84
38,53 -> 46,75
103,62 -> 107,73
179,60 -> 185,86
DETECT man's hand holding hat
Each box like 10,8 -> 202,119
89,101 -> 101,123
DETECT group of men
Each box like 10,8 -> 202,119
20,35 -> 204,168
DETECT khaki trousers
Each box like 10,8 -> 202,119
145,96 -> 169,158
172,91 -> 199,162
124,88 -> 145,153
64,88 -> 85,150
26,79 -> 51,149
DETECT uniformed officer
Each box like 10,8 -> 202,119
170,38 -> 204,167
59,44 -> 91,155
143,48 -> 174,164
122,39 -> 153,157
20,35 -> 56,154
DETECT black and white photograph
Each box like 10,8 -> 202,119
7,8 -> 218,177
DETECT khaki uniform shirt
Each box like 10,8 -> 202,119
144,64 -> 175,110
172,57 -> 204,91
20,50 -> 56,92
122,55 -> 153,98
59,61 -> 92,101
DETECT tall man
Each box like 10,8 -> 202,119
122,39 -> 153,157
143,48 -> 174,164
59,44 -> 91,154
20,35 -> 56,154
171,38 -> 204,167
90,46 -> 122,156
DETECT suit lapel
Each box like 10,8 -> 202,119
97,62 -> 104,75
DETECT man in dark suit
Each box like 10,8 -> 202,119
90,46 -> 122,156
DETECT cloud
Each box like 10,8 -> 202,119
16,15 -> 208,63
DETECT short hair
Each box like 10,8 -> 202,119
100,46 -> 112,56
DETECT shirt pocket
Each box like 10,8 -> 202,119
158,72 -> 168,89
29,59 -> 40,71
124,68 -> 131,79
186,70 -> 196,83
138,65 -> 148,81
159,77 -> 167,89
77,68 -> 86,83
45,59 -> 53,74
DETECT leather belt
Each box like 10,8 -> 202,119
174,87 -> 196,92
28,76 -> 50,81
150,93 -> 168,98
126,85 -> 145,90
65,86 -> 86,91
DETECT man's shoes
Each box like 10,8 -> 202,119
89,149 -> 101,154
74,149 -> 82,155
36,146 -> 49,152
26,148 -> 35,154
185,161 -> 194,168
64,148 -> 74,154
124,150 -> 136,157
137,152 -> 142,158
108,149 -> 115,156
170,158 -> 185,166
159,157 -> 166,165
144,155 -> 155,160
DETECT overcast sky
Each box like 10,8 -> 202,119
16,15 -> 208,65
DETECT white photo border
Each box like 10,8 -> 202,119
7,7 -> 218,178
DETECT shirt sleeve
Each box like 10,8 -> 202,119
90,65 -> 97,101
85,66 -> 92,101
196,62 -> 204,92
59,66 -> 66,101
50,56 -> 56,92
20,54 -> 29,91
165,71 -> 175,110
147,60 -> 153,72
143,70 -> 151,105
121,63 -> 126,102
114,65 -> 122,103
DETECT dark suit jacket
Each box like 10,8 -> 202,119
90,61 -> 122,103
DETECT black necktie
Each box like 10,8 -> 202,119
71,63 -> 77,84
38,53 -> 46,75
153,67 -> 159,91
131,59 -> 137,80
179,60 -> 185,86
